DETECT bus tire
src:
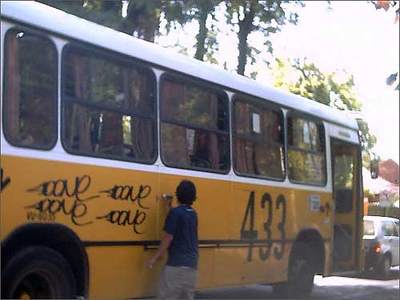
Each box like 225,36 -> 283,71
2,246 -> 76,299
272,242 -> 316,298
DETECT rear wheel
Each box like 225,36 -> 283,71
272,242 -> 316,298
2,246 -> 76,299
377,255 -> 391,279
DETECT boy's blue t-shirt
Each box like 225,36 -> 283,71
164,204 -> 198,269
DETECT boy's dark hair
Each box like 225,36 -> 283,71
176,180 -> 196,205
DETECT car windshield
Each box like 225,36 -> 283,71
363,220 -> 375,236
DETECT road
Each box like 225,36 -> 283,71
195,268 -> 400,300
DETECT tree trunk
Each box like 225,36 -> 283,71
142,15 -> 159,42
122,0 -> 160,42
237,1 -> 256,75
194,5 -> 212,61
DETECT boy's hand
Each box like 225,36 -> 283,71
162,193 -> 173,208
146,257 -> 157,269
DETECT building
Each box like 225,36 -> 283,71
379,159 -> 399,185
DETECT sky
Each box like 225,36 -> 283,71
158,1 -> 399,163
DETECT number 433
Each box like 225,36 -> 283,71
240,191 -> 287,262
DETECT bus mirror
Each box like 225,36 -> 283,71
370,159 -> 379,179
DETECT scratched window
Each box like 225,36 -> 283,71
287,115 -> 326,185
233,97 -> 285,180
160,76 -> 230,172
62,44 -> 156,163
3,29 -> 57,149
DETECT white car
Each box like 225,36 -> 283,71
363,216 -> 400,277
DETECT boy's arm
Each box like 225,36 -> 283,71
145,193 -> 175,268
146,232 -> 173,268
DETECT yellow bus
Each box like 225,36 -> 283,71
1,2 -> 364,299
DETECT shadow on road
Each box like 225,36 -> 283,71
195,270 -> 400,300
196,284 -> 399,300
347,267 -> 400,281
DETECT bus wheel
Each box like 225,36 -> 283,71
377,255 -> 391,279
272,242 -> 316,298
2,246 -> 76,299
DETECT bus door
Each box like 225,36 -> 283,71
331,139 -> 363,271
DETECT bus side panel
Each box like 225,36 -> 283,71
86,246 -> 157,298
1,154 -> 333,297
230,182 -> 332,284
1,155 -> 161,299
158,172 -> 233,289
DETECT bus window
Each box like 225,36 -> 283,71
62,45 -> 156,163
233,97 -> 284,179
3,28 -> 57,149
334,150 -> 355,213
287,115 -> 326,185
160,76 -> 229,172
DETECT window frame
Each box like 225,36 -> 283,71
394,221 -> 400,236
286,111 -> 327,186
232,94 -> 286,181
159,72 -> 231,174
2,26 -> 58,150
61,42 -> 158,164
331,139 -> 359,213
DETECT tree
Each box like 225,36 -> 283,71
372,0 -> 400,90
160,0 -> 223,62
225,0 -> 302,75
36,0 -> 221,62
121,0 -> 163,42
37,0 -> 176,43
273,58 -> 377,166
184,0 -> 223,62
36,0 -> 123,31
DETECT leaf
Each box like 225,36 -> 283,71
386,72 -> 398,85
375,0 -> 391,11
272,57 -> 376,159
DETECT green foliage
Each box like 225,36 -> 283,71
357,119 -> 378,167
36,0 -> 222,62
35,0 -> 305,74
36,0 -> 178,42
274,58 -> 362,110
36,0 -> 123,31
273,58 -> 377,165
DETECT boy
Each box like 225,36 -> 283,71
147,180 -> 198,300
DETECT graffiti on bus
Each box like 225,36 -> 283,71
26,175 -> 98,201
99,184 -> 151,208
96,209 -> 147,234
1,168 -> 11,192
24,175 -> 152,234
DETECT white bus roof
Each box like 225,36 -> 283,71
1,1 -> 359,130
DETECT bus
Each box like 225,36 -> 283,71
1,1 -> 364,299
